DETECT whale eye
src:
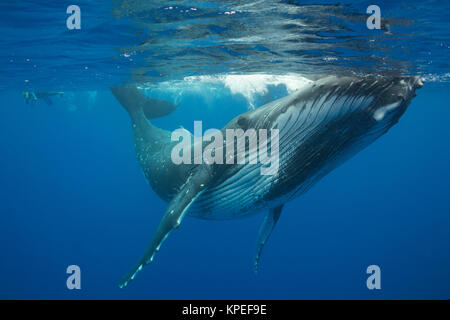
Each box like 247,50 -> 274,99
237,116 -> 248,128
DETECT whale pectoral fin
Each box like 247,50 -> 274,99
119,167 -> 212,288
254,205 -> 283,274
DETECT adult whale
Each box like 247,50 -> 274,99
111,74 -> 423,288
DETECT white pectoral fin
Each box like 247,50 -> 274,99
119,167 -> 212,288
254,205 -> 283,274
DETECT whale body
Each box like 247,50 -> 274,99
111,74 -> 423,288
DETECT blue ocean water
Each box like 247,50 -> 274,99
0,1 -> 449,299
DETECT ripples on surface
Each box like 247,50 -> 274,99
1,0 -> 449,90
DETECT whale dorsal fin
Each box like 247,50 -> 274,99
119,165 -> 213,288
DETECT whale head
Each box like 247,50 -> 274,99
247,74 -> 424,203
371,76 -> 424,122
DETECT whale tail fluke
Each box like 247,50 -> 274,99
111,85 -> 178,119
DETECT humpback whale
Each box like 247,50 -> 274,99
111,75 -> 423,288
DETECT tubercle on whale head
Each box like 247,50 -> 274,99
413,76 -> 425,90
405,75 -> 424,93
385,76 -> 424,103
409,76 -> 425,100
405,76 -> 424,98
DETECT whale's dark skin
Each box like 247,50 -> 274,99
111,75 -> 423,288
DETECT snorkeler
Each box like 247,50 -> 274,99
22,91 -> 63,106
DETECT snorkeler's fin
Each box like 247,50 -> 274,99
111,85 -> 178,119
254,205 -> 283,274
119,165 -> 213,288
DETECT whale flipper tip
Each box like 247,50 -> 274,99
253,205 -> 283,274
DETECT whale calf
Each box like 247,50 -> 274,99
111,75 -> 423,288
